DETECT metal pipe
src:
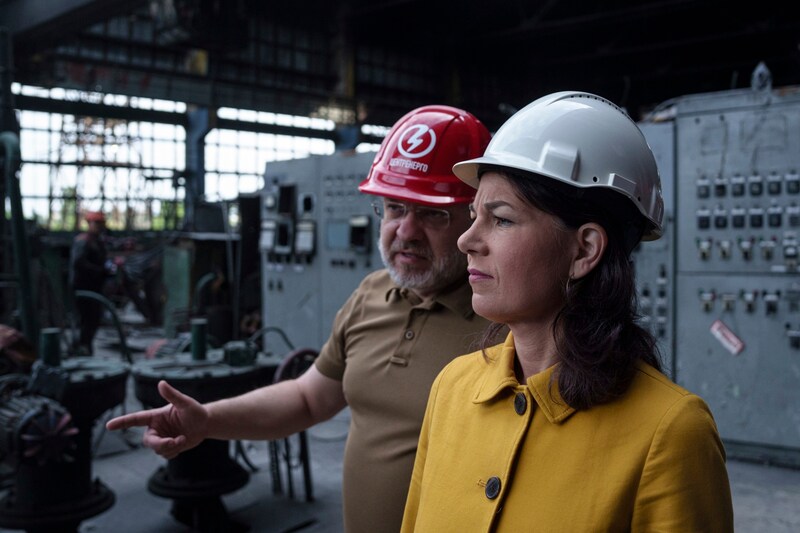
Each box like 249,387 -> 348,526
193,271 -> 216,315
74,290 -> 132,363
1,131 -> 39,347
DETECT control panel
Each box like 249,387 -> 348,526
638,86 -> 800,465
260,152 -> 382,352
633,121 -> 675,377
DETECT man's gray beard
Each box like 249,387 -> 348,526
378,238 -> 467,294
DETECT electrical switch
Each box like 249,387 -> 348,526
788,204 -> 800,227
783,236 -> 798,269
698,238 -> 713,260
719,239 -> 732,259
721,293 -> 736,312
731,175 -> 746,197
731,206 -> 746,228
786,325 -> 800,349
656,316 -> 667,339
699,289 -> 716,312
787,173 -> 800,195
749,207 -> 764,228
768,205 -> 783,228
696,178 -> 710,198
713,206 -> 728,229
714,176 -> 727,197
739,238 -> 753,261
786,284 -> 800,312
741,290 -> 758,313
767,173 -> 782,195
655,297 -> 668,316
763,291 -> 780,315
760,239 -> 776,261
749,174 -> 764,196
697,208 -> 711,230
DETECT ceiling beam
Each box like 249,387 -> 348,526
1,0 -> 147,51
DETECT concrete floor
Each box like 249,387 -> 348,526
85,414 -> 800,533
1,318 -> 799,532
80,408 -> 349,533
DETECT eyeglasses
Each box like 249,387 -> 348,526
371,200 -> 451,229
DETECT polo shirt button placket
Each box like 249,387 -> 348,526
404,329 -> 415,340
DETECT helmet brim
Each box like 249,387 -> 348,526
452,156 -> 663,241
359,171 -> 475,206
452,154 -> 537,190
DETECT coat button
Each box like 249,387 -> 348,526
485,476 -> 501,499
404,330 -> 415,340
514,392 -> 527,415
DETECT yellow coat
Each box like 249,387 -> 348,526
402,333 -> 733,532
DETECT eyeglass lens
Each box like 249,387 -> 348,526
372,201 -> 450,228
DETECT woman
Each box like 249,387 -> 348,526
401,92 -> 733,532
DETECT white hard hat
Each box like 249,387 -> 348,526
453,91 -> 664,240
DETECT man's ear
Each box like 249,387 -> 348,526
570,223 -> 607,280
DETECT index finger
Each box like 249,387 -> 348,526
106,410 -> 157,431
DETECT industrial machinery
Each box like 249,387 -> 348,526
636,81 -> 800,466
0,328 -> 129,533
260,152 -> 381,351
631,120 -> 676,376
129,318 -> 281,532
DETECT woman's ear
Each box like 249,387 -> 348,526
570,223 -> 607,280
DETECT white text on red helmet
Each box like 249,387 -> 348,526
388,157 -> 429,173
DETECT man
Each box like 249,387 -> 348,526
69,210 -> 113,355
107,105 -> 492,532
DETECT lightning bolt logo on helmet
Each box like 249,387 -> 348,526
398,125 -> 437,158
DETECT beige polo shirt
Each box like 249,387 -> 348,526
315,269 -> 490,533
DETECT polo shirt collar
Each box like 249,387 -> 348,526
472,331 -> 576,424
384,276 -> 475,320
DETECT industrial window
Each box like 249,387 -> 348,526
12,85 -> 383,229
205,107 -> 382,201
14,84 -> 187,231
205,107 -> 336,201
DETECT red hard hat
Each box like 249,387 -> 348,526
359,105 -> 491,206
84,211 -> 106,222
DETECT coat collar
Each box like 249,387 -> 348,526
472,331 -> 576,424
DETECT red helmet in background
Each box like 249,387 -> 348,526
84,211 -> 106,223
358,105 -> 491,206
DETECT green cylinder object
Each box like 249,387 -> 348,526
191,318 -> 207,361
40,328 -> 61,366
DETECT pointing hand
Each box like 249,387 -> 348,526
106,380 -> 209,459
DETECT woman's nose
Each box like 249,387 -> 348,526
457,223 -> 476,254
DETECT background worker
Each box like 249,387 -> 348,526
69,210 -> 115,355
108,105 -> 494,532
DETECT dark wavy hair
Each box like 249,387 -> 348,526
477,166 -> 662,410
